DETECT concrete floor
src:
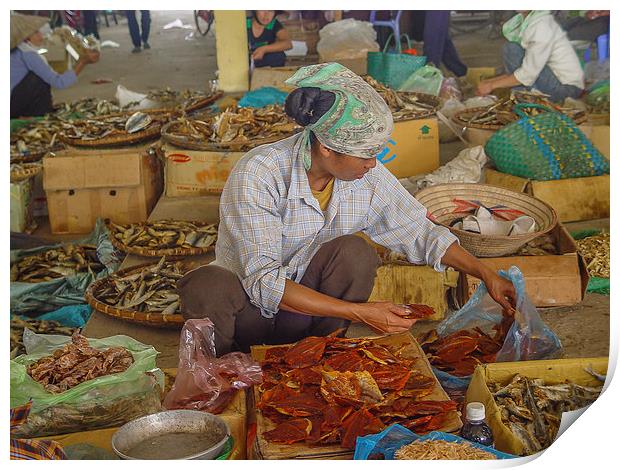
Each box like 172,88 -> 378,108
37,10 -> 608,365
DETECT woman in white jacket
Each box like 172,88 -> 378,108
476,11 -> 584,103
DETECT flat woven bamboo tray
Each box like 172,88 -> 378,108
60,123 -> 163,147
415,183 -> 558,257
184,91 -> 223,113
85,262 -> 186,328
453,105 -> 588,131
161,120 -> 298,152
106,220 -> 217,258
10,163 -> 43,183
10,145 -> 65,164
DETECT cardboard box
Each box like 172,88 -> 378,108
456,224 -> 589,308
10,179 -> 36,233
466,66 -> 500,87
463,127 -> 496,147
43,145 -> 163,234
250,66 -> 299,91
484,168 -> 610,223
465,357 -> 608,456
164,145 -> 244,197
380,118 -> 440,178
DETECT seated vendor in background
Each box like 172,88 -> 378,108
10,13 -> 99,118
247,10 -> 293,68
476,10 -> 584,103
178,63 -> 516,356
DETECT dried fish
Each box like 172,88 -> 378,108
575,233 -> 609,278
395,439 -> 497,460
515,234 -> 557,256
363,76 -> 440,121
489,373 -> 603,455
454,90 -> 588,128
27,331 -> 134,393
108,219 -> 218,252
125,112 -> 153,133
11,244 -> 104,283
10,317 -> 77,359
164,105 -> 300,150
10,117 -> 66,161
93,258 -> 186,314
61,110 -> 171,142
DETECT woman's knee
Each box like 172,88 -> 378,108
330,235 -> 380,275
502,42 -> 525,71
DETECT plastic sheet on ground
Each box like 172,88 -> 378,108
354,424 -> 516,460
17,304 -> 92,328
10,219 -> 122,315
238,87 -> 289,108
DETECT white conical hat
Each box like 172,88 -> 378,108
11,13 -> 48,49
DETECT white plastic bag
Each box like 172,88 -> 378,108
438,98 -> 466,142
316,19 -> 379,60
115,85 -> 159,110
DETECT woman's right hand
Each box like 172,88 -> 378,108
350,302 -> 417,334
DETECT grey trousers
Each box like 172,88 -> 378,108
177,235 -> 380,355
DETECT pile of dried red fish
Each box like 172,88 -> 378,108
419,312 -> 514,377
258,334 -> 457,449
27,331 -> 134,393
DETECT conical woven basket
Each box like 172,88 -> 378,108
415,183 -> 558,257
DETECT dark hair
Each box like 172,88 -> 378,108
285,87 -> 336,127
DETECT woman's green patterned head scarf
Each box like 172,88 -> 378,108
285,63 -> 393,170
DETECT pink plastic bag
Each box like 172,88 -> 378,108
163,319 -> 263,414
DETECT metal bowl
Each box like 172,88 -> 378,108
112,410 -> 230,460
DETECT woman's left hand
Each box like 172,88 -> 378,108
252,47 -> 267,61
483,271 -> 516,311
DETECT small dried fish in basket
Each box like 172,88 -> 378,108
27,331 -> 134,393
60,110 -> 171,142
489,374 -> 602,455
10,162 -> 43,183
11,317 -> 77,359
54,97 -> 122,120
94,257 -> 185,315
454,90 -> 587,129
163,105 -> 300,150
575,232 -> 610,278
363,76 -> 440,121
108,219 -> 218,252
11,244 -> 104,283
395,439 -> 497,460
11,118 -> 66,162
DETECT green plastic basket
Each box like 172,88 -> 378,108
485,103 -> 609,181
368,33 -> 426,90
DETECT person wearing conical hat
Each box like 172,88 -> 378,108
177,63 -> 517,355
10,13 -> 99,118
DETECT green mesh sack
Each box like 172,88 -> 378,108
485,104 -> 610,181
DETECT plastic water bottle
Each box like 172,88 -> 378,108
461,402 -> 494,448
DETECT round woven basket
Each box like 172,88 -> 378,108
106,220 -> 217,258
11,163 -> 43,183
452,107 -> 505,130
161,120 -> 298,152
392,91 -> 441,122
10,145 -> 65,164
85,262 -> 187,328
415,183 -> 558,257
60,123 -> 163,147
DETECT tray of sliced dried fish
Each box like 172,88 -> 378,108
85,258 -> 188,328
363,76 -> 441,122
10,162 -> 43,183
161,105 -> 301,151
11,244 -> 105,283
106,219 -> 218,257
59,110 -> 175,147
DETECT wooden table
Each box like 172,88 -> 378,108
83,195 -> 220,368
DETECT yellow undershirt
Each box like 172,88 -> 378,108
311,177 -> 335,211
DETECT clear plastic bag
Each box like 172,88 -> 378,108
354,425 -> 515,459
438,266 -> 563,363
10,331 -> 164,437
316,19 -> 380,60
440,77 -> 462,101
163,319 -> 263,414
398,65 -> 444,95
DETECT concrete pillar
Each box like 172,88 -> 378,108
214,10 -> 249,92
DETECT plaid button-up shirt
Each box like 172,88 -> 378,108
215,134 -> 458,318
